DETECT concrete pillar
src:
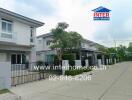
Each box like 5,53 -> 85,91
110,58 -> 113,64
85,59 -> 89,67
114,58 -> 116,64
75,60 -> 82,68
106,59 -> 109,65
109,59 -> 111,64
62,60 -> 69,75
102,55 -> 105,65
29,47 -> 37,70
0,62 -> 11,89
98,59 -> 102,67
93,53 -> 98,66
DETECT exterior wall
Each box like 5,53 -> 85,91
37,36 -> 53,51
81,42 -> 98,51
0,62 -> 11,89
13,21 -> 31,45
36,50 -> 57,62
0,18 -> 36,46
0,17 -> 37,63
29,47 -> 36,63
36,36 -> 54,62
0,53 -> 6,62
0,50 -> 31,64
36,37 -> 43,51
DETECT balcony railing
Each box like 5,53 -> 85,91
0,32 -> 17,43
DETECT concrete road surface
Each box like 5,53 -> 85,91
10,62 -> 132,100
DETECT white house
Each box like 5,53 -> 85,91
36,33 -> 105,66
0,8 -> 44,64
36,33 -> 56,63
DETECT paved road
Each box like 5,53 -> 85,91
10,62 -> 132,100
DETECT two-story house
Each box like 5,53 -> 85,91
0,8 -> 44,65
36,33 -> 105,66
36,33 -> 55,64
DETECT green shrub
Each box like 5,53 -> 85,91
65,69 -> 83,76
65,67 -> 92,76
54,55 -> 59,66
83,68 -> 92,72
0,89 -> 10,94
62,53 -> 75,66
36,61 -> 44,66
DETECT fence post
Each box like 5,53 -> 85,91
62,60 -> 69,75
98,59 -> 102,67
75,60 -> 82,69
0,62 -> 11,89
85,59 -> 89,67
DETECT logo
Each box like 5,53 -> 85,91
92,6 -> 111,21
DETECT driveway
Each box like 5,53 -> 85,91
10,62 -> 132,100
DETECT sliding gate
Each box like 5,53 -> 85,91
11,64 -> 45,86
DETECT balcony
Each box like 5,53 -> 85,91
0,32 -> 17,44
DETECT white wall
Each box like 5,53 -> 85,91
36,37 -> 43,51
0,53 -> 6,62
0,62 -> 11,89
81,42 -> 98,51
14,21 -> 31,45
37,37 -> 53,51
0,18 -> 36,46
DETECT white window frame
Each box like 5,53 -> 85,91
1,19 -> 13,34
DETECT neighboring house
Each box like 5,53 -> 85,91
36,33 -> 105,66
0,8 -> 44,65
36,33 -> 55,64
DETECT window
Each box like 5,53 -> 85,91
17,54 -> 21,64
11,54 -> 26,64
30,27 -> 34,42
2,22 -> 6,31
46,40 -> 53,46
1,19 -> 13,33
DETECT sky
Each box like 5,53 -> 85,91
0,0 -> 132,47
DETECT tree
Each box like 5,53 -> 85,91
116,45 -> 126,61
67,31 -> 82,51
127,42 -> 132,52
51,22 -> 83,65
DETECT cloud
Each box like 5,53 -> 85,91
14,0 -> 57,16
0,0 -> 132,47
0,0 -> 15,10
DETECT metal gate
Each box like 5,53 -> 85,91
11,64 -> 45,86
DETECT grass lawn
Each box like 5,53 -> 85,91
0,89 -> 10,94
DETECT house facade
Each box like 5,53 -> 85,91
36,33 -> 56,64
36,33 -> 105,66
0,8 -> 44,65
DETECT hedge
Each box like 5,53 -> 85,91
65,68 -> 92,76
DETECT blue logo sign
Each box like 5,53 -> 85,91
92,6 -> 111,21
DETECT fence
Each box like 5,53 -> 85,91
11,63 -> 62,86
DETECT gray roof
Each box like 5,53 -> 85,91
37,33 -> 105,48
83,39 -> 97,46
0,8 -> 44,27
37,33 -> 53,38
83,39 -> 106,48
